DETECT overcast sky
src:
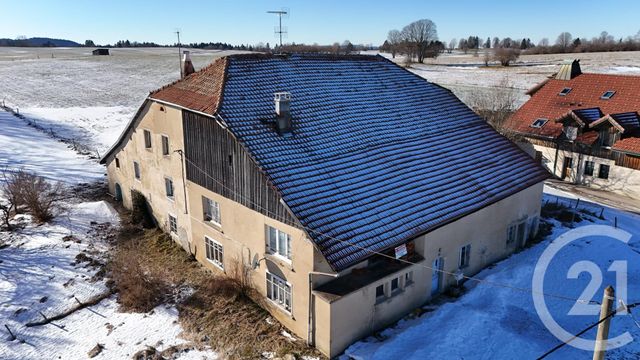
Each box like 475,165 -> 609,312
2,0 -> 639,46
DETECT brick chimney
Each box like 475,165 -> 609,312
274,92 -> 292,135
181,51 -> 195,78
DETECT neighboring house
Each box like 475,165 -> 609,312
506,60 -> 640,199
92,48 -> 110,55
100,53 -> 548,357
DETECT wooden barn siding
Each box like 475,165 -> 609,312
182,111 -> 297,226
526,136 -> 640,170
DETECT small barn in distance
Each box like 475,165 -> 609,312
92,48 -> 109,56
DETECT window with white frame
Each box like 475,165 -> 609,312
375,284 -> 385,299
165,177 -> 174,199
266,272 -> 291,312
133,161 -> 141,180
507,224 -> 517,244
390,277 -> 400,293
266,225 -> 291,260
168,214 -> 177,234
161,135 -> 170,156
459,244 -> 471,269
205,236 -> 224,269
202,196 -> 221,225
143,129 -> 152,148
405,271 -> 413,285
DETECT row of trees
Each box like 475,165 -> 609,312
381,19 -> 444,62
444,30 -> 640,55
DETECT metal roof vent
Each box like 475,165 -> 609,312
274,92 -> 292,135
556,59 -> 581,80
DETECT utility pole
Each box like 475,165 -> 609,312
267,10 -> 288,48
593,286 -> 615,360
175,30 -> 183,78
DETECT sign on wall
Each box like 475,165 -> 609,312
394,244 -> 407,259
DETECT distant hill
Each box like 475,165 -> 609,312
0,37 -> 81,47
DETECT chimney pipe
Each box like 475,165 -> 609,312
274,92 -> 292,135
181,51 -> 195,78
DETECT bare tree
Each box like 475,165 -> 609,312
538,38 -> 549,47
387,29 -> 402,58
468,76 -> 519,131
401,19 -> 438,63
493,47 -> 520,66
447,38 -> 456,54
556,32 -> 573,50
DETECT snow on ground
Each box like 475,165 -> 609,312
344,189 -> 640,359
0,110 -> 104,183
0,47 -> 247,152
0,109 -> 217,359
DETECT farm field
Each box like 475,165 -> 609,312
2,47 -> 640,153
0,47 -> 246,153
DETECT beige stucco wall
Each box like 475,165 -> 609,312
317,182 -> 544,357
105,101 -> 545,358
186,181 -> 335,346
105,101 -> 192,249
522,142 -> 640,199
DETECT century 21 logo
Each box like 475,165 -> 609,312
532,225 -> 633,351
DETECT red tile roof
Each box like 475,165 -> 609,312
149,57 -> 228,115
613,137 -> 640,155
506,73 -> 640,138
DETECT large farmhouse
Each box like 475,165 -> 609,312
506,60 -> 640,199
101,53 -> 548,357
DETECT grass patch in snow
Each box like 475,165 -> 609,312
107,215 -> 323,359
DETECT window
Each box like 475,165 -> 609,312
168,214 -> 177,234
584,161 -> 595,176
115,157 -> 120,168
558,87 -> 572,96
266,273 -> 291,312
459,244 -> 471,269
530,118 -> 548,128
598,164 -> 610,179
391,277 -> 400,293
507,224 -> 517,244
205,236 -> 224,269
405,271 -> 413,285
143,129 -> 152,148
375,284 -> 385,299
161,135 -> 170,156
133,161 -> 141,180
165,177 -> 174,199
601,91 -> 616,100
267,225 -> 292,260
202,196 -> 221,225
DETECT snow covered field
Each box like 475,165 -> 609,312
0,110 -> 216,359
0,47 -> 245,152
375,50 -> 640,107
2,47 -> 639,153
344,186 -> 640,360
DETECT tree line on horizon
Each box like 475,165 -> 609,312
440,30 -> 640,55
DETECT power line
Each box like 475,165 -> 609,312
181,156 -> 599,305
536,302 -> 640,359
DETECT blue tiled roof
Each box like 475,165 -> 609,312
573,107 -> 603,123
219,54 -> 548,271
611,112 -> 640,131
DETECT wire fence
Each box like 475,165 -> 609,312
543,192 -> 630,232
